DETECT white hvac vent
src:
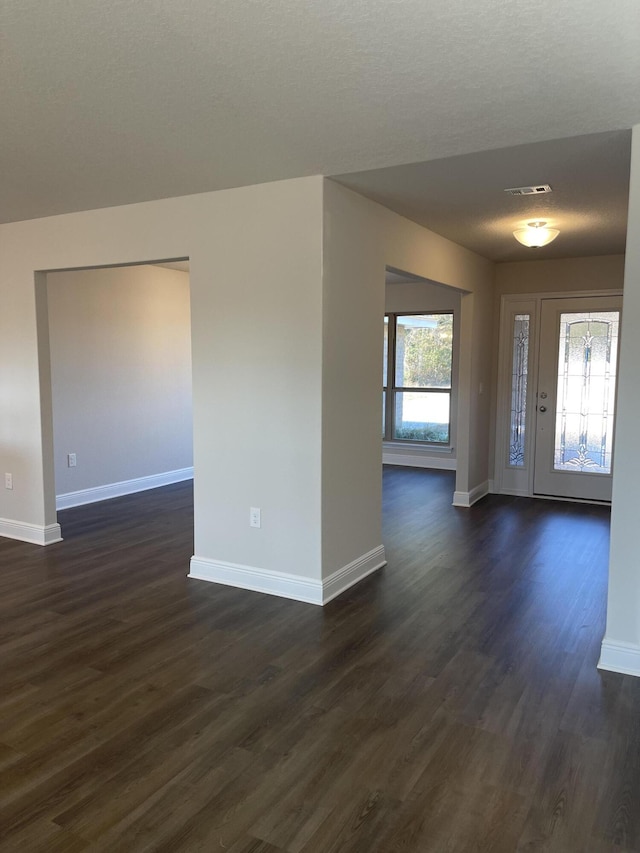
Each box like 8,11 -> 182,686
504,184 -> 552,196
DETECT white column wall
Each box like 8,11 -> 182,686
320,181 -> 495,583
600,124 -> 640,675
321,182 -> 494,519
0,177 -> 325,575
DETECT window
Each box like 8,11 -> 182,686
508,313 -> 530,466
383,313 -> 453,444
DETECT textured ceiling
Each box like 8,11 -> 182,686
2,0 -> 639,230
333,131 -> 632,261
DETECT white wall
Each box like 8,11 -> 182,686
386,280 -> 461,312
324,186 -> 495,503
0,177 -> 325,569
47,265 -> 192,500
600,126 -> 640,675
494,254 -> 625,297
0,174 -> 495,599
321,181 -> 495,581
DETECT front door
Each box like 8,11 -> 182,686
533,295 -> 622,501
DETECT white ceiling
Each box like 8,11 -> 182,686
333,131 -> 632,261
2,0 -> 639,261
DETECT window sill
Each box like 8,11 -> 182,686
383,441 -> 454,455
383,441 -> 456,471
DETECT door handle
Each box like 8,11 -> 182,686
539,405 -> 547,413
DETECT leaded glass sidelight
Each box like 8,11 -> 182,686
554,311 -> 619,474
509,314 -> 530,466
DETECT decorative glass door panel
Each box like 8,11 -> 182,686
534,297 -> 622,501
554,312 -> 618,474
509,314 -> 530,467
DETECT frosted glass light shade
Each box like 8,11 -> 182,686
513,221 -> 560,248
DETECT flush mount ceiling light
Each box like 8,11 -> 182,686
513,220 -> 560,248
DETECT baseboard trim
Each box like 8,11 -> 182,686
188,556 -> 324,604
382,453 -> 456,471
322,545 -> 386,604
452,480 -> 490,508
598,638 -> 640,678
56,467 -> 194,510
0,519 -> 63,546
188,544 -> 386,606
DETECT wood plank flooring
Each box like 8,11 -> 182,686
0,468 -> 638,851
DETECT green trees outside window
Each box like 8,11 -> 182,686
383,313 -> 453,443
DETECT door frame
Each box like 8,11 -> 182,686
533,295 -> 622,501
493,289 -> 623,502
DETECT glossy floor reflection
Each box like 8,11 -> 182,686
0,469 -> 636,852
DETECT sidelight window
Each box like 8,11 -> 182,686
508,314 -> 530,467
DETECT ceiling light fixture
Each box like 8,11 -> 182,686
513,221 -> 560,248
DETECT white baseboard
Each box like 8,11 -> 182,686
322,545 -> 387,604
598,638 -> 640,677
189,557 -> 323,604
382,452 -> 456,471
0,519 -> 63,546
56,467 -> 194,510
188,544 -> 386,606
452,480 -> 489,508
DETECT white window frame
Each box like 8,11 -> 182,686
383,311 -> 455,447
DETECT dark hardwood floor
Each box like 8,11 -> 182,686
0,467 -> 637,851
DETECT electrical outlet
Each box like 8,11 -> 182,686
249,507 -> 261,528
5,473 -> 13,490
68,453 -> 77,468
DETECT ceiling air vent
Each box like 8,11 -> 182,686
504,184 -> 552,196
